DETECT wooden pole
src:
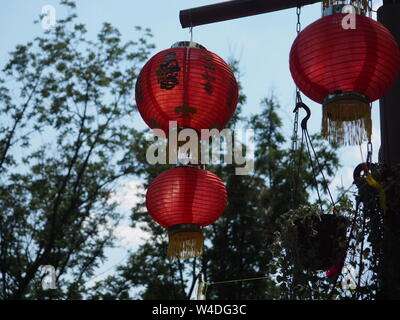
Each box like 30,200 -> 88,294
179,0 -> 321,28
377,0 -> 400,300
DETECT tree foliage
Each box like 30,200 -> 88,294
0,0 -> 154,299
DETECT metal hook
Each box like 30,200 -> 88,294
293,102 -> 311,131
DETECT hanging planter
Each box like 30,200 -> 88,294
135,41 -> 238,136
146,166 -> 227,259
292,206 -> 348,271
289,10 -> 400,146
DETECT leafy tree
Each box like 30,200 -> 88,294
0,0 -> 154,299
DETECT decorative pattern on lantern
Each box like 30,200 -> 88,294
289,13 -> 400,146
146,166 -> 227,259
135,41 -> 239,136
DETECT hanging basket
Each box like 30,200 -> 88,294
295,214 -> 348,271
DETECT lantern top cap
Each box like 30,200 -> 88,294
171,41 -> 207,50
322,0 -> 369,17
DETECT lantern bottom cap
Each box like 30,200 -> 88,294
167,224 -> 204,259
322,91 -> 371,146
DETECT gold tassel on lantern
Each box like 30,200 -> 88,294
322,91 -> 372,146
167,224 -> 204,259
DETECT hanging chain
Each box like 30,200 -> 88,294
294,5 -> 302,146
295,6 -> 302,106
290,7 -> 302,210
368,0 -> 373,17
367,139 -> 373,167
292,92 -> 302,152
366,101 -> 373,167
290,101 -> 300,210
296,6 -> 301,34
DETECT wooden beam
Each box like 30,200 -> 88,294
180,0 -> 321,28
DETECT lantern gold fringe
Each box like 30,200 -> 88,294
322,99 -> 372,146
167,230 -> 204,259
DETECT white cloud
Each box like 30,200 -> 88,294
330,166 -> 355,192
114,222 -> 150,248
109,178 -> 145,214
107,178 -> 151,248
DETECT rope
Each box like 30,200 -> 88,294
293,99 -> 336,211
197,275 -> 271,299
304,129 -> 336,208
304,132 -> 324,211
207,275 -> 270,285
85,252 -> 130,285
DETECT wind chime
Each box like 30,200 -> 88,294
136,40 -> 239,259
289,0 -> 400,146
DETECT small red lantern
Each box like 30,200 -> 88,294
290,13 -> 400,146
135,41 -> 238,136
146,166 -> 227,259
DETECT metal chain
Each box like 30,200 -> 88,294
368,0 -> 373,17
366,101 -> 373,167
290,105 -> 300,210
367,139 -> 373,167
296,6 -> 301,34
290,7 -> 302,210
295,6 -> 302,104
294,5 -> 302,150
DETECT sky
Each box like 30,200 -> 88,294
0,0 -> 385,292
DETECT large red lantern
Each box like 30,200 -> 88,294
135,41 -> 238,136
290,12 -> 400,146
146,166 -> 227,259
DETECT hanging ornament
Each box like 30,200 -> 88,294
135,41 -> 238,136
289,2 -> 400,146
146,166 -> 227,259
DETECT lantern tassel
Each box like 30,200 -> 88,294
167,224 -> 204,259
322,92 -> 372,146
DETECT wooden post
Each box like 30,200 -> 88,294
376,0 -> 400,300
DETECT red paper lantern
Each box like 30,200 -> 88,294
290,13 -> 400,145
135,41 -> 238,136
146,166 -> 227,259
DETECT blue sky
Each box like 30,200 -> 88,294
0,0 -> 384,293
0,0 -> 383,161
